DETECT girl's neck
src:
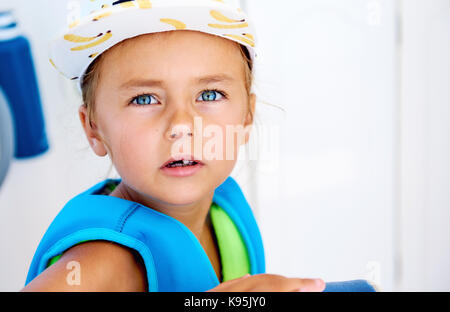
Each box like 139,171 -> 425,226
109,181 -> 215,243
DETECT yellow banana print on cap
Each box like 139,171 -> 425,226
242,33 -> 254,41
119,1 -> 135,8
92,11 -> 112,21
70,30 -> 112,51
160,18 -> 186,30
64,32 -> 103,43
69,20 -> 80,29
137,0 -> 152,9
223,34 -> 255,47
210,10 -> 245,23
208,22 -> 248,29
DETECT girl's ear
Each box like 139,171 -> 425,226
78,105 -> 108,157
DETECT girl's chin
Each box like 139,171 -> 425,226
160,189 -> 204,204
154,181 -> 212,205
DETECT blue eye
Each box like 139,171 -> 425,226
130,94 -> 158,106
198,90 -> 225,102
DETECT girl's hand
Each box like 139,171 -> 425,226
207,273 -> 326,292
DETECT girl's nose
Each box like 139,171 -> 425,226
165,109 -> 196,141
166,126 -> 193,140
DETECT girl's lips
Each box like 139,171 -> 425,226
160,162 -> 204,177
160,155 -> 204,168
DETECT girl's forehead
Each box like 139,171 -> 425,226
99,30 -> 245,83
108,30 -> 241,61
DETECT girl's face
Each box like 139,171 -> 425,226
80,30 -> 255,206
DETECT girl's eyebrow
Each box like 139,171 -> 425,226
119,74 -> 235,89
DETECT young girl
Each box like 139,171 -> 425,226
21,0 -> 326,292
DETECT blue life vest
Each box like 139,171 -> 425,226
25,176 -> 265,291
24,176 -> 376,292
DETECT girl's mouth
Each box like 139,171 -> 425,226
160,158 -> 205,177
165,159 -> 199,168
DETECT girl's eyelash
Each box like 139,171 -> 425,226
129,89 -> 228,107
208,89 -> 227,96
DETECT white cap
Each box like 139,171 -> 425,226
48,0 -> 258,94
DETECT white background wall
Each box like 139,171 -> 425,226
248,0 -> 398,291
0,0 -> 448,291
399,0 -> 450,291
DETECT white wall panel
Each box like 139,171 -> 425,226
247,0 -> 397,290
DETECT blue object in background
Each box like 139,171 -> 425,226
324,279 -> 377,292
0,10 -> 49,159
0,87 -> 14,188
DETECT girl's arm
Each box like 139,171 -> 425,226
21,241 -> 147,292
21,241 -> 324,292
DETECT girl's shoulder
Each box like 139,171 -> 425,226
22,240 -> 147,292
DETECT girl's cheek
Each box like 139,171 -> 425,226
218,124 -> 243,162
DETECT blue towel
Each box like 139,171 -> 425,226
324,279 -> 377,292
0,11 -> 49,159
